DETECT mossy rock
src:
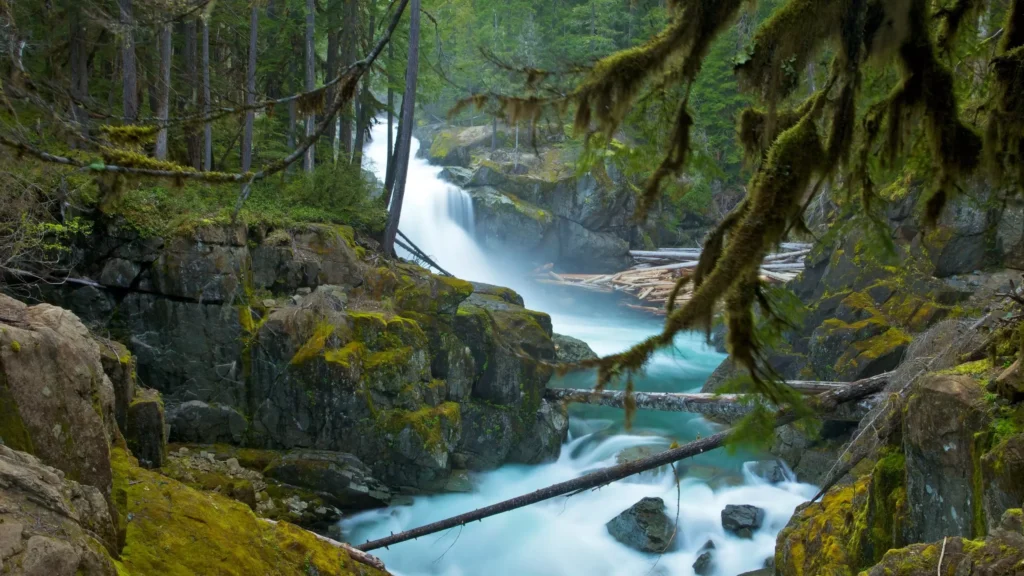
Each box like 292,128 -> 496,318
111,449 -> 387,576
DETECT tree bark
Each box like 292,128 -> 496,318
154,23 -> 171,160
202,18 -> 212,170
356,372 -> 892,552
68,1 -> 89,138
241,5 -> 258,173
303,0 -> 316,172
119,0 -> 138,121
384,40 -> 395,186
381,0 -> 420,256
184,18 -> 201,169
325,18 -> 340,158
337,0 -> 359,160
351,10 -> 374,167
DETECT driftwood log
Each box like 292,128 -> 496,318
355,372 -> 890,552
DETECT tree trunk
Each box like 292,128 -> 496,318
184,18 -> 201,169
382,0 -> 420,256
491,115 -> 497,151
338,0 -> 359,160
241,5 -> 258,172
384,40 -> 395,186
202,18 -> 212,170
119,0 -> 138,121
325,2 -> 340,159
303,0 -> 316,173
154,24 -> 171,160
68,1 -> 89,138
351,9 -> 373,167
356,372 -> 892,552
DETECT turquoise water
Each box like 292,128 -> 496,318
345,126 -> 816,575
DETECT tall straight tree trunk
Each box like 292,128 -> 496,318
202,18 -> 212,170
491,116 -> 497,151
382,94 -> 401,205
384,40 -> 395,185
325,1 -> 340,159
382,0 -> 420,257
241,5 -> 258,172
338,0 -> 358,160
68,1 -> 89,139
154,24 -> 171,160
352,10 -> 374,167
303,0 -> 316,173
184,19 -> 201,169
119,0 -> 138,121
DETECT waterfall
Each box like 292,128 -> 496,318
356,123 -> 814,576
364,122 -> 494,284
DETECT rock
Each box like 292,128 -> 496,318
263,450 -> 392,509
903,374 -> 990,542
735,570 -> 772,576
455,401 -> 517,470
0,446 -> 118,573
701,539 -> 715,550
982,433 -> 1024,532
507,400 -> 569,465
552,333 -> 598,363
95,337 -> 135,434
98,257 -> 140,288
444,469 -> 473,493
990,358 -> 1023,402
746,459 -> 789,483
0,295 -> 118,498
126,388 -> 167,469
692,551 -> 713,575
166,400 -> 248,444
605,497 -> 676,553
721,504 -> 765,538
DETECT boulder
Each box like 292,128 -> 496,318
0,445 -> 118,572
95,338 -> 135,434
982,433 -> 1024,532
746,460 -> 790,483
0,295 -> 117,498
263,450 -> 392,509
454,401 -> 517,470
553,333 -> 598,363
605,497 -> 676,553
508,400 -> 569,464
989,358 -> 1023,402
167,400 -> 248,444
903,374 -> 990,542
721,504 -> 765,538
692,551 -> 713,575
126,388 -> 167,469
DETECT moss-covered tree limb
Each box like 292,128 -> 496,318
355,372 -> 891,552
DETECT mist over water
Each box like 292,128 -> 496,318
349,122 -> 815,575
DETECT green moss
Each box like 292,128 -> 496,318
866,448 -> 907,565
289,322 -> 336,365
323,342 -> 366,368
0,372 -> 33,453
9,340 -> 19,352
381,402 -> 461,453
429,131 -> 456,159
111,448 -> 381,576
939,359 -> 994,377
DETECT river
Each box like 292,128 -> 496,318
341,122 -> 816,576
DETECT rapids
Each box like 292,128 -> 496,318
344,122 -> 816,576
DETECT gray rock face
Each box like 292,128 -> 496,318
0,295 -> 118,499
0,445 -> 118,574
605,497 -> 677,553
508,400 -> 569,464
721,504 -> 765,538
126,388 -> 167,469
263,450 -> 391,509
903,374 -> 990,542
167,400 -> 248,444
746,460 -> 790,483
553,333 -> 598,363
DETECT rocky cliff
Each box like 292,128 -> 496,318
18,218 -> 565,498
0,292 -> 390,575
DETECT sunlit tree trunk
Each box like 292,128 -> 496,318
382,0 -> 420,256
202,17 -> 212,170
384,40 -> 395,185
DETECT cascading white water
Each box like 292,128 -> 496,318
352,122 -> 815,575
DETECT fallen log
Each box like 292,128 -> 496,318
354,373 -> 891,552
261,519 -> 386,571
543,376 -> 887,421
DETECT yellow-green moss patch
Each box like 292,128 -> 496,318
289,322 -> 336,365
381,402 -> 461,453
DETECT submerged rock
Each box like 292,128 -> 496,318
746,459 -> 789,483
605,497 -> 676,553
552,333 -> 598,363
692,551 -> 713,575
721,504 -> 765,538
